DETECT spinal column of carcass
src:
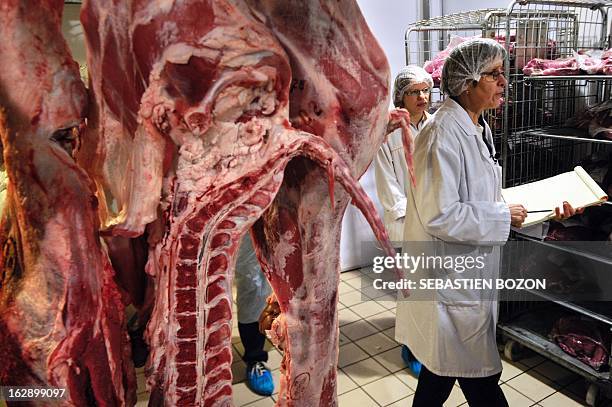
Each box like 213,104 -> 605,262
80,1 -> 396,405
140,29 -> 296,406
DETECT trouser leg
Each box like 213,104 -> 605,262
235,234 -> 271,364
238,322 -> 268,364
458,372 -> 508,407
412,364 -> 455,407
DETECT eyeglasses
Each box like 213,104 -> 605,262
404,88 -> 431,97
481,69 -> 506,82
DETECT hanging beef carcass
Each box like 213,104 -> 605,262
80,0 -> 402,405
242,1 -> 403,404
0,0 -> 136,405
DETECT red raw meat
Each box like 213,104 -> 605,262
424,36 -> 472,85
602,49 -> 612,75
0,0 -> 135,405
243,1 -> 397,404
575,50 -> 602,74
423,34 -> 557,85
577,49 -> 612,75
522,57 -> 580,76
80,0 -> 396,405
525,49 -> 612,76
551,317 -> 610,371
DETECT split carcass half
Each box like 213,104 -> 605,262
0,0 -> 136,405
244,1 -> 395,404
80,0 -> 396,406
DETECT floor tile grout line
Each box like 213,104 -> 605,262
337,366 -> 361,395
340,345 -> 397,375
337,351 -> 369,369
531,385 -> 584,406
344,309 -> 395,321
497,363 -> 531,385
503,380 -> 543,405
383,395 -> 414,407
338,314 -> 401,353
343,276 -> 370,291
340,320 -> 388,343
352,339 -> 395,361
358,376 -> 400,407
339,307 -> 398,329
345,282 -> 397,301
338,295 -> 375,308
342,370 -> 388,389
342,386 -> 383,407
511,363 -> 562,389
534,391 -> 559,406
340,273 -> 364,282
516,357 -> 547,372
356,383 -> 384,407
240,395 -> 270,407
351,331 -> 401,358
499,358 -> 546,383
556,375 -> 585,398
540,376 -> 581,395
528,361 -> 583,391
500,358 -> 575,405
361,369 -> 415,396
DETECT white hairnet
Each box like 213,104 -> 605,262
393,65 -> 434,108
440,38 -> 506,97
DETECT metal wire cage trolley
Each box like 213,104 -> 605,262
405,1 -> 612,404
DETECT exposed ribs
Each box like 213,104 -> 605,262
80,0 -> 394,406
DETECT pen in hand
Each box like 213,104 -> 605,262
527,209 -> 553,213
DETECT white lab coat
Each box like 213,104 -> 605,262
235,234 -> 270,324
374,113 -> 430,242
395,98 -> 511,378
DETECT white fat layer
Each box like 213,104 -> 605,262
133,0 -> 175,26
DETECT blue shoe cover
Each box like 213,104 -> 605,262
401,345 -> 421,377
246,362 -> 274,396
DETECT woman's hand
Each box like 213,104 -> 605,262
553,201 -> 584,221
509,203 -> 527,227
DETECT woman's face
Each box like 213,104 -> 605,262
402,81 -> 430,116
470,59 -> 507,110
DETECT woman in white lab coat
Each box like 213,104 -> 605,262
394,38 -> 584,406
374,66 -> 432,243
375,66 -> 432,376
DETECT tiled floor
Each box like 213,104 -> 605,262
130,266 -> 612,406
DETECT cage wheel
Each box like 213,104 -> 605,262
586,383 -> 599,407
503,340 -> 523,361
